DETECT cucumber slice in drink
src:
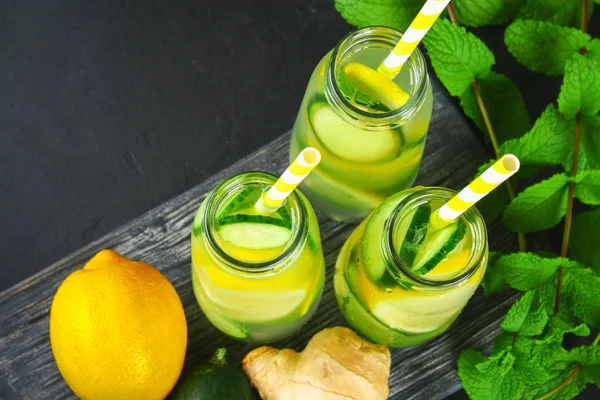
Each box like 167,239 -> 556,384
217,214 -> 291,229
302,167 -> 384,212
201,302 -> 249,339
309,104 -> 401,163
401,122 -> 428,147
399,203 -> 431,268
218,186 -> 256,219
412,220 -> 467,275
371,281 -> 478,333
217,217 -> 292,250
361,188 -> 422,283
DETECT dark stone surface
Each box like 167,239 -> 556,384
3,0 -> 600,292
1,0 -> 349,288
1,1 -> 599,399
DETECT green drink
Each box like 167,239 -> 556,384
191,172 -> 325,343
291,27 -> 433,222
334,187 -> 488,347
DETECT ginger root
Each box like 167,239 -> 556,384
243,326 -> 391,400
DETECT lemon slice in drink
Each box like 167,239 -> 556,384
310,104 -> 401,163
344,62 -> 410,110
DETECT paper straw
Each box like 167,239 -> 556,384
431,155 -> 520,227
255,148 -> 321,213
377,0 -> 451,78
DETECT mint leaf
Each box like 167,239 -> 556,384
481,251 -> 508,294
334,0 -> 423,31
423,19 -> 495,96
562,345 -> 600,365
476,349 -> 515,374
583,364 -> 600,385
500,105 -> 571,167
558,54 -> 600,117
460,72 -> 531,145
530,318 -> 589,371
471,349 -> 525,400
452,0 -> 522,27
563,264 -> 600,327
572,115 -> 600,172
517,0 -> 583,28
458,350 -> 492,400
493,331 -> 534,358
481,352 -> 525,400
515,359 -> 550,385
505,20 -> 590,75
503,173 -> 571,233
587,39 -> 600,69
569,209 -> 600,273
534,275 -> 559,316
501,290 -> 549,335
523,365 -> 589,400
574,170 -> 600,205
495,253 -> 566,291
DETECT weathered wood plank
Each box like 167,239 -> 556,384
0,79 -> 518,400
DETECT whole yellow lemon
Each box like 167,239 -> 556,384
49,249 -> 187,400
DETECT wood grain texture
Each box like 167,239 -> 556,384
0,79 -> 518,400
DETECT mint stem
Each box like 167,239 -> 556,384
546,0 -> 587,389
537,365 -> 583,400
554,112 -> 580,315
447,3 -> 526,252
581,0 -> 589,49
537,332 -> 600,400
555,0 -> 588,315
447,2 -> 459,24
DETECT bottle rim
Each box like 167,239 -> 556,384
383,187 -> 488,289
325,25 -> 430,128
202,171 -> 308,275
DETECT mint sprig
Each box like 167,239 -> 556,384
452,0 -> 522,27
422,19 -> 495,96
461,72 -> 531,144
569,209 -> 600,273
505,20 -> 590,75
334,0 -> 600,398
558,53 -> 600,116
502,174 -> 570,233
517,0 -> 591,29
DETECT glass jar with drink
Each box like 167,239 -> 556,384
191,149 -> 325,343
334,186 -> 488,347
334,155 -> 519,347
290,26 -> 434,222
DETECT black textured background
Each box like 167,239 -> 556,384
1,1 -> 599,399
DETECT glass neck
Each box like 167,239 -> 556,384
324,26 -> 430,129
203,171 -> 308,275
382,187 -> 487,290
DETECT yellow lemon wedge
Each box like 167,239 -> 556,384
344,62 -> 411,110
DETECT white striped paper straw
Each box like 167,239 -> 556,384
431,155 -> 520,226
377,0 -> 452,78
255,148 -> 321,213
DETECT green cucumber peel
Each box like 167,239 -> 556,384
413,219 -> 467,275
217,214 -> 291,229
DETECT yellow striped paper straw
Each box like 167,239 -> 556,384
378,0 -> 452,78
431,155 -> 520,227
255,147 -> 321,213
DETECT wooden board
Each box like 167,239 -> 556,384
0,79 -> 518,400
